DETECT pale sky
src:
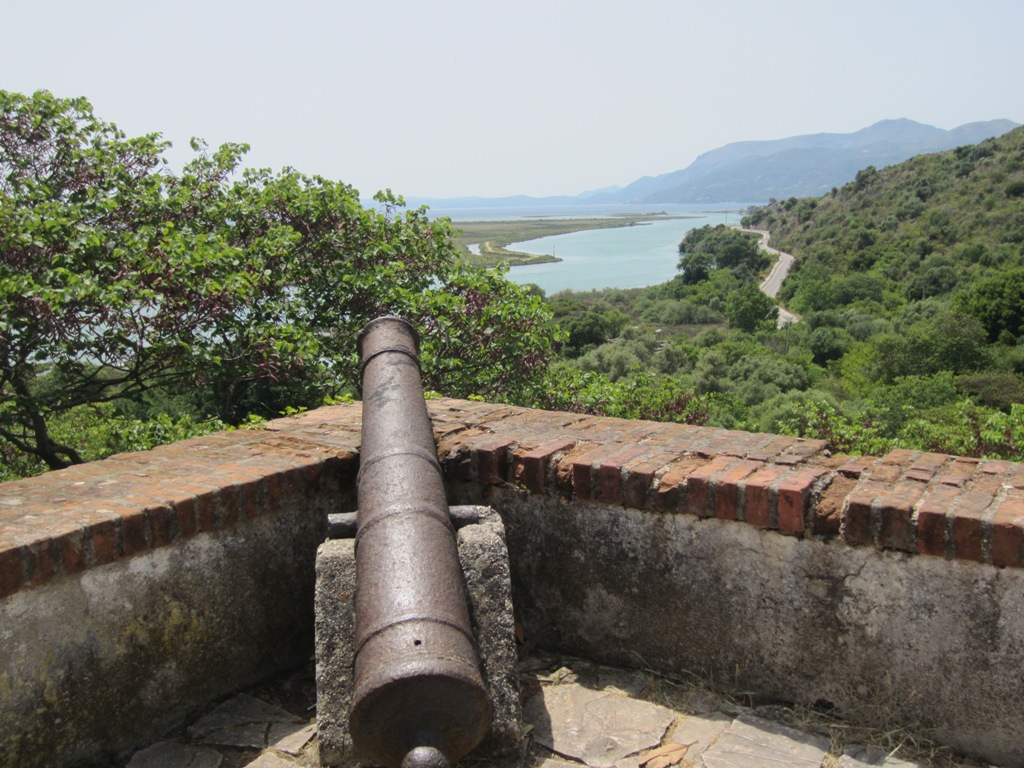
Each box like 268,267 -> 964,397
4,0 -> 1022,199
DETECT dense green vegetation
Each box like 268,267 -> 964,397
0,91 -> 556,479
3,89 -> 1022,480
533,128 -> 1024,460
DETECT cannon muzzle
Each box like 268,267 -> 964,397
350,317 -> 491,768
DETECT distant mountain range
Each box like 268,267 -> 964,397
411,118 -> 1019,208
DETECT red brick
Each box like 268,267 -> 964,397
301,462 -> 324,498
512,439 -> 576,494
905,453 -> 949,483
685,456 -> 741,518
146,503 -> 180,547
120,509 -> 150,555
24,537 -> 58,587
472,435 -> 516,485
869,462 -> 904,484
917,484 -> 959,557
276,464 -> 309,505
641,423 -> 697,451
774,439 -> 829,465
569,444 -> 623,501
554,448 -> 581,497
713,460 -> 763,521
719,432 -> 773,458
186,488 -> 216,531
971,472 -> 1005,499
835,456 -> 876,478
938,459 -> 979,488
262,472 -> 284,515
877,481 -> 926,552
58,528 -> 89,575
621,455 -> 674,509
979,459 -> 1015,476
664,426 -> 729,457
465,403 -> 517,423
599,445 -> 650,505
238,480 -> 262,521
745,435 -> 799,463
743,465 -> 792,528
574,416 -> 633,443
497,409 -> 577,433
0,544 -> 25,598
777,468 -> 828,535
992,497 -> 1024,568
880,448 -> 921,466
951,493 -> 992,563
619,421 -> 672,443
90,519 -> 120,565
654,456 -> 706,513
172,496 -> 199,538
844,482 -> 884,546
218,485 -> 239,527
813,474 -> 856,536
218,462 -> 272,518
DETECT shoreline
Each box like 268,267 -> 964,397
453,213 -> 698,268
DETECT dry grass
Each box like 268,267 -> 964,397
633,666 -> 992,768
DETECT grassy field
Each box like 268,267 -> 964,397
451,213 -> 698,268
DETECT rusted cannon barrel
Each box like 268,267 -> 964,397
350,316 -> 491,768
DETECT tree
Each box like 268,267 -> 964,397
676,251 -> 713,284
955,267 -> 1024,343
870,312 -> 991,382
725,283 -> 779,333
677,225 -> 767,282
0,90 -> 557,471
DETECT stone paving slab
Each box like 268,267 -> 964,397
123,691 -> 316,768
189,694 -> 305,749
267,722 -> 316,756
666,711 -> 732,760
244,755 -> 300,768
524,683 -> 675,768
698,714 -> 830,768
839,744 -> 929,767
125,741 -> 223,768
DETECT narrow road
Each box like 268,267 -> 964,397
741,228 -> 799,327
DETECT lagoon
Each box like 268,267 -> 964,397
503,207 -> 742,294
424,202 -> 749,294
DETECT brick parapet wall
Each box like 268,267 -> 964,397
2,397 -> 1023,601
427,398 -> 1024,568
0,406 -> 363,600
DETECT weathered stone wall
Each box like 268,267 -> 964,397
0,412 -> 361,768
477,490 -> 1024,768
2,398 -> 1023,767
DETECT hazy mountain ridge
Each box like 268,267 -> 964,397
597,118 -> 1019,204
411,118 -> 1018,209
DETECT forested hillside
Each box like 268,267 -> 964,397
535,130 -> 1024,460
745,125 -> 1024,339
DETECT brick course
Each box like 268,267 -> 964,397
2,397 -> 1022,599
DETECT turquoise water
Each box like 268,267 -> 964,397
420,201 -> 751,294
502,209 -> 737,294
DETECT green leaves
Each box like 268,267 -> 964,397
0,89 -> 559,473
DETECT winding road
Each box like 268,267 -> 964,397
742,228 -> 799,327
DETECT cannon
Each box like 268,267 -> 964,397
350,316 -> 491,768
